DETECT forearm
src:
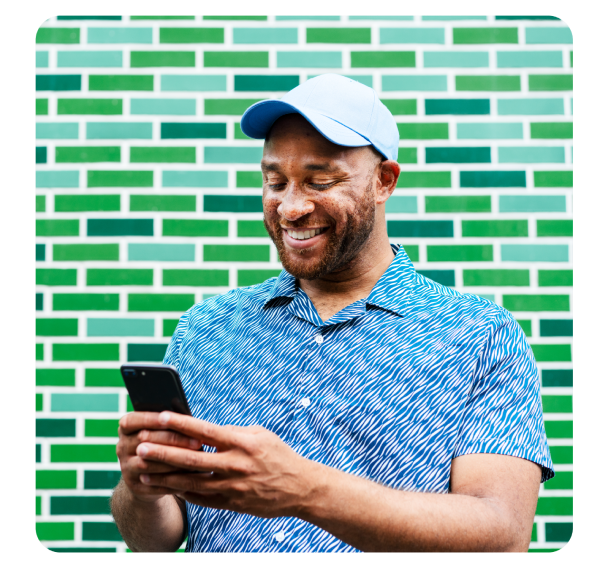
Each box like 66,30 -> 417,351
110,479 -> 187,552
297,462 -> 524,552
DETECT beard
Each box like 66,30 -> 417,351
263,179 -> 377,280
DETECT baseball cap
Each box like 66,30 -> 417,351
240,74 -> 399,161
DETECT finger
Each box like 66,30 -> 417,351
179,492 -> 230,510
140,472 -> 220,493
157,412 -> 237,448
119,412 -> 165,435
136,442 -> 229,473
129,456 -> 192,474
137,429 -> 201,451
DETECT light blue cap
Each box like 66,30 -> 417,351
240,74 -> 399,161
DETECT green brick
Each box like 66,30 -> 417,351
36,470 -> 77,489
36,243 -> 45,262
542,369 -> 573,387
204,98 -> 263,115
163,319 -> 180,337
529,74 -> 573,91
453,27 -> 518,44
534,171 -> 573,187
428,245 -> 493,262
425,195 -> 490,213
204,245 -> 269,262
53,244 -> 119,261
83,522 -> 123,541
84,470 -> 122,489
544,471 -> 573,490
57,99 -> 122,115
87,268 -> 153,286
503,294 -> 570,312
397,147 -> 417,163
516,319 -> 532,337
401,245 -> 420,262
131,51 -> 195,67
87,219 -> 153,237
85,419 -> 120,437
36,343 -> 44,361
50,495 -> 113,513
531,344 -> 571,362
159,27 -> 224,43
37,418 -> 76,437
208,146 -> 263,163
36,393 -> 43,412
204,51 -> 269,67
128,293 -> 195,312
36,28 -> 80,44
307,28 -> 371,43
234,75 -> 299,91
36,220 -> 79,237
37,98 -> 49,115
462,220 -> 528,237
542,395 -> 573,413
127,343 -> 169,362
535,497 -> 572,516
36,495 -> 42,515
48,547 -> 116,552
129,244 -> 194,261
56,146 -> 121,163
545,420 -> 573,439
52,393 -> 118,411
162,269 -> 229,286
37,318 -> 78,336
204,195 -> 263,212
36,368 -> 76,386
238,269 -> 282,287
161,122 -> 227,139
397,123 -> 449,139
530,122 -> 573,139
37,522 -> 75,541
130,194 -> 196,212
130,146 -> 195,163
381,99 -> 417,115
236,171 -> 263,188
545,522 -> 573,543
351,51 -> 415,67
89,75 -> 154,91
463,269 -> 530,287
388,221 -> 453,238
278,52 -> 342,68
36,146 -> 47,164
162,219 -> 228,237
36,195 -> 46,212
538,269 -> 573,287
55,194 -> 121,212
131,16 -> 196,20
455,75 -> 521,91
85,368 -> 123,387
397,171 -> 451,188
537,220 -> 573,237
237,220 -> 268,237
52,343 -> 120,361
53,293 -> 119,311
37,293 -> 44,311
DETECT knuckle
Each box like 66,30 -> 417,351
138,429 -> 150,443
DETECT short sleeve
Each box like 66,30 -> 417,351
162,308 -> 192,373
453,315 -> 555,483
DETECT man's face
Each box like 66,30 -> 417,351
261,114 -> 382,281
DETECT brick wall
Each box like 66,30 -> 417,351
35,15 -> 573,552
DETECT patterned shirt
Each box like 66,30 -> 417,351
163,244 -> 554,553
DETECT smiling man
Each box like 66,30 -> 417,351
111,74 -> 554,553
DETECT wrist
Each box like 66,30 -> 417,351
293,457 -> 334,522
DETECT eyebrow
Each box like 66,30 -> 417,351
260,162 -> 342,173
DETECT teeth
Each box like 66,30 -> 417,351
287,228 -> 324,240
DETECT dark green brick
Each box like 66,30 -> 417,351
48,547 -> 116,552
37,194 -> 46,212
530,122 -> 573,139
36,393 -> 43,412
544,471 -> 573,490
37,98 -> 49,115
36,74 -> 81,91
204,51 -> 269,67
55,194 -> 121,212
529,75 -> 573,91
130,146 -> 196,163
36,219 -> 79,237
85,419 -> 120,437
57,99 -> 122,115
235,75 -> 299,91
238,269 -> 282,287
307,28 -> 371,43
531,344 -> 571,362
204,195 -> 263,212
50,496 -> 112,514
387,220 -> 453,238
453,27 -> 518,44
545,523 -> 573,543
460,170 -> 526,187
463,269 -> 530,286
455,75 -> 521,91
417,270 -> 455,287
426,147 -> 490,163
351,51 -> 415,67
542,369 -> 573,387
159,27 -> 224,43
162,219 -> 228,237
52,343 -> 120,361
163,269 -> 229,286
87,268 -> 153,286
128,293 -> 195,311
131,51 -> 195,67
537,220 -> 573,237
540,319 -> 573,337
37,318 -> 78,336
204,245 -> 270,262
36,293 -> 43,311
37,522 -> 75,541
163,319 -> 180,337
204,98 -> 264,115
425,99 -> 490,115
53,293 -> 119,311
425,195 -> 491,212
83,522 -> 123,541
37,343 -> 44,361
397,171 -> 451,188
87,219 -> 153,237
542,395 -> 572,413
36,244 -> 45,261
37,495 -> 42,515
85,368 -> 123,387
53,244 -> 119,261
37,419 -> 76,437
462,220 -> 528,237
236,171 -> 263,187
36,470 -> 77,489
397,123 -> 449,139
428,245 -> 493,262
84,470 -> 122,489
36,368 -> 76,386
36,28 -> 80,44
161,122 -> 226,139
545,420 -> 573,438
503,294 -> 570,312
397,147 -> 417,163
237,220 -> 268,237
516,319 -> 532,337
127,343 -> 169,362
130,194 -> 196,212
56,146 -> 120,163
88,170 -> 153,187
535,497 -> 572,516
538,269 -> 573,287
36,146 -> 47,163
89,75 -> 154,91
534,171 -> 573,188
380,99 -> 417,115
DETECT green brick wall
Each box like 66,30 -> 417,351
36,15 -> 572,554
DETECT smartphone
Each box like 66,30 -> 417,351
120,363 -> 192,415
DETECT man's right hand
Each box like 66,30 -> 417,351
117,411 -> 201,503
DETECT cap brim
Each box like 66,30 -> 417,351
240,99 -> 371,148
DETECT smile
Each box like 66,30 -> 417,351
285,227 -> 327,241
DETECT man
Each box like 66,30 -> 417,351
111,74 -> 554,553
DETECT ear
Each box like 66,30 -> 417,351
375,160 -> 400,205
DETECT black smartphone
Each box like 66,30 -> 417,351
120,363 -> 192,415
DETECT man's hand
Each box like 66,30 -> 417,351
116,411 -> 203,503
134,411 -> 318,517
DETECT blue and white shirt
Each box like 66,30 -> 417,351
163,244 -> 554,553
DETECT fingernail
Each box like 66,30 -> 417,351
137,444 -> 148,457
140,474 -> 150,484
159,412 -> 171,425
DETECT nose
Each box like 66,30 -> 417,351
276,184 -> 315,221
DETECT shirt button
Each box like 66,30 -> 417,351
315,335 -> 323,344
274,530 -> 285,542
300,397 -> 311,408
